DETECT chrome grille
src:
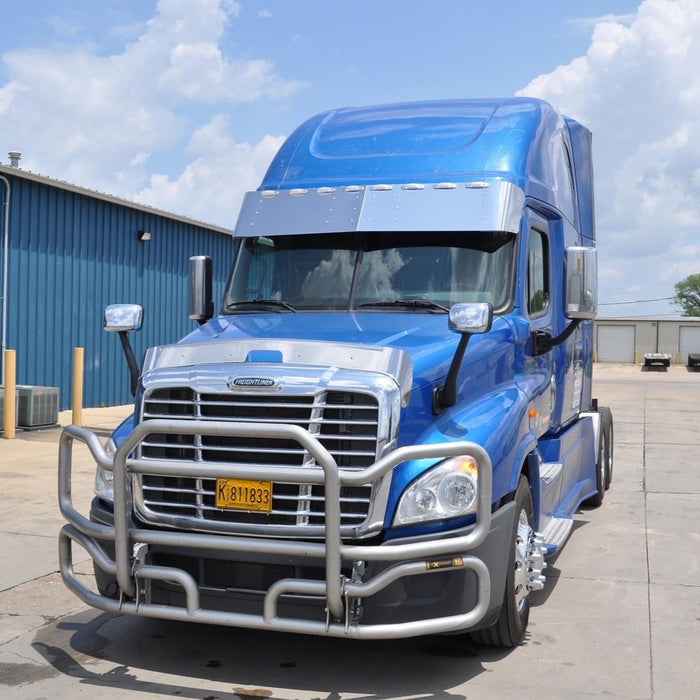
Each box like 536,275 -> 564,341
135,387 -> 380,534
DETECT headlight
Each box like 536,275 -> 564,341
94,437 -> 116,502
393,455 -> 479,526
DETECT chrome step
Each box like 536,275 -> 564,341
540,515 -> 574,555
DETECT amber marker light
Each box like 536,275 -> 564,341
455,455 -> 478,477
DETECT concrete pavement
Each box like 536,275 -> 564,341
0,365 -> 698,699
0,405 -> 133,592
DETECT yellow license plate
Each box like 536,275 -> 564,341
215,479 -> 273,513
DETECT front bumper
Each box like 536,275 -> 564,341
59,419 -> 500,639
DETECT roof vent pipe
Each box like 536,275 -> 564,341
8,152 -> 21,168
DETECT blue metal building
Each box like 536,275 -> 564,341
0,162 -> 235,409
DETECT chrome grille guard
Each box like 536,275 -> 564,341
59,418 -> 493,639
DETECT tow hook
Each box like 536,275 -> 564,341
344,560 -> 366,631
132,543 -> 150,610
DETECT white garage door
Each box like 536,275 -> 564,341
679,326 -> 700,364
598,325 -> 635,363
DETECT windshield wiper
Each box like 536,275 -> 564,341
228,299 -> 297,313
357,299 -> 449,313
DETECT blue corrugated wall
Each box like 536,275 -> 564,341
1,170 -> 235,409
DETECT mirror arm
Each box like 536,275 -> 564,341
117,331 -> 140,396
531,318 -> 583,356
432,333 -> 471,415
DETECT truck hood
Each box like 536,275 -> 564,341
172,311 -> 513,391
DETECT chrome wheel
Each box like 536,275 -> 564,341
513,509 -> 531,612
514,511 -> 546,613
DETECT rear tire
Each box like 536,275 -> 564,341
469,476 -> 535,647
602,408 -> 614,490
585,407 -> 612,506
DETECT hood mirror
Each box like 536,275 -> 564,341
104,304 -> 144,396
434,303 -> 493,414
449,302 -> 493,335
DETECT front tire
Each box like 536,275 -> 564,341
94,562 -> 120,599
469,476 -> 538,647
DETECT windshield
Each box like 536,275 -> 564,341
224,231 -> 514,313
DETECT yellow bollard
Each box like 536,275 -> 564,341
72,347 -> 84,427
3,349 -> 16,439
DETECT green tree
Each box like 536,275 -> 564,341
672,274 -> 700,316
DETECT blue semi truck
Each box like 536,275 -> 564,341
59,97 -> 613,647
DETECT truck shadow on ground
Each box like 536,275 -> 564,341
31,607 -> 522,699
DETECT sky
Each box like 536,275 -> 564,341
1,0 -> 698,317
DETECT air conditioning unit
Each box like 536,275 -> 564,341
16,385 -> 59,428
0,387 -> 19,430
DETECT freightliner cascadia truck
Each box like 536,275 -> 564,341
59,97 -> 613,647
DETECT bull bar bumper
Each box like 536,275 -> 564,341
58,419 -> 493,639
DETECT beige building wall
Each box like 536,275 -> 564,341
595,318 -> 700,363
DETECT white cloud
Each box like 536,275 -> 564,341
518,0 -> 700,314
567,13 -> 637,32
0,0 -> 303,205
133,115 -> 286,227
45,13 -> 84,39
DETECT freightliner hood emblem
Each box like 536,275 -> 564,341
227,376 -> 281,391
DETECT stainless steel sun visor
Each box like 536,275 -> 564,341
233,181 -> 525,237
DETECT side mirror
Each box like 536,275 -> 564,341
566,247 -> 597,319
531,249 -> 596,356
189,255 -> 213,324
104,304 -> 144,397
434,303 -> 493,414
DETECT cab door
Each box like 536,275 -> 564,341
524,213 -> 555,436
